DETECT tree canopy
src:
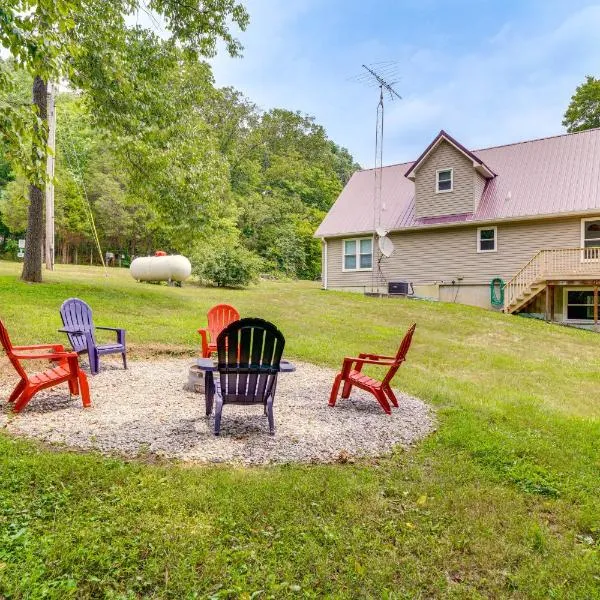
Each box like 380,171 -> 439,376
0,51 -> 360,281
563,75 -> 600,133
0,0 -> 249,280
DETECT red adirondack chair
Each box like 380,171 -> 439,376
0,320 -> 91,413
329,323 -> 416,414
198,304 -> 240,358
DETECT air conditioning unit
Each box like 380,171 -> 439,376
388,281 -> 414,296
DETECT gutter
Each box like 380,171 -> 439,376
314,208 -> 600,240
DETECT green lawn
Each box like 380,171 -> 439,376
0,261 -> 599,598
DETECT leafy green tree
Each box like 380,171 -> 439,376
563,75 -> 600,132
0,0 -> 249,281
0,175 -> 29,233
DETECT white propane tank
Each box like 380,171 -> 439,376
130,255 -> 192,283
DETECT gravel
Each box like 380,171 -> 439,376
0,358 -> 435,465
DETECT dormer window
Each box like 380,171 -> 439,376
436,168 -> 453,193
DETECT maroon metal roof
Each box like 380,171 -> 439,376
315,128 -> 600,238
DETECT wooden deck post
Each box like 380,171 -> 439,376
545,284 -> 550,322
549,285 -> 555,322
594,285 -> 598,332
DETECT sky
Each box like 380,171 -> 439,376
209,0 -> 600,167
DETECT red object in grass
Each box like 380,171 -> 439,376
198,304 -> 240,358
329,323 -> 416,414
0,320 -> 91,413
154,250 -> 167,256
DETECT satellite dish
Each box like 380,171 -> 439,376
375,226 -> 388,237
378,235 -> 395,258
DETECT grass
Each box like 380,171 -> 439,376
0,261 -> 599,598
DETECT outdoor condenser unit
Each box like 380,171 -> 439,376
388,281 -> 414,296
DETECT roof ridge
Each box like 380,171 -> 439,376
472,126 -> 600,152
355,126 -> 600,174
357,160 -> 414,174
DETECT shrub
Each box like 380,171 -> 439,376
193,245 -> 262,288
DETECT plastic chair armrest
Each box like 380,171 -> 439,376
358,353 -> 396,360
13,343 -> 65,352
198,328 -> 210,356
343,356 -> 396,369
12,351 -> 78,361
197,357 -> 217,371
97,326 -> 126,345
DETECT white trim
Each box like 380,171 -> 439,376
435,168 -> 453,194
477,226 -> 497,253
322,239 -> 328,289
562,286 -> 598,323
580,217 -> 600,262
342,237 -> 373,272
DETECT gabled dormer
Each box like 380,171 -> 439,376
405,130 -> 495,218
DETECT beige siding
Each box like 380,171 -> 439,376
414,140 -> 475,217
326,235 -> 375,291
325,216 -> 586,291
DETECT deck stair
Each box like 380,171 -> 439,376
504,248 -> 600,314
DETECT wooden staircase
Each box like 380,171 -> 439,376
504,248 -> 600,314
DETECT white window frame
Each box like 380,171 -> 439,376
477,226 -> 497,253
342,237 -> 373,272
580,217 -> 600,262
563,287 -> 597,323
435,168 -> 453,194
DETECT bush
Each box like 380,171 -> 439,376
1,238 -> 19,261
193,245 -> 262,288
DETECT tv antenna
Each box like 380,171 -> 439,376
353,62 -> 401,293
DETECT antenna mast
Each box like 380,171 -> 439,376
355,62 -> 401,294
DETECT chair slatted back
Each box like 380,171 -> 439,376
216,318 -> 285,405
382,323 -> 417,386
60,298 -> 95,352
0,320 -> 28,380
207,304 -> 240,344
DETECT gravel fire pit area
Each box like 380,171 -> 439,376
0,358 -> 434,465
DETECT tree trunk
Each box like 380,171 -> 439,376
21,76 -> 48,283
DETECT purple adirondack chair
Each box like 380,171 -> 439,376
59,298 -> 127,375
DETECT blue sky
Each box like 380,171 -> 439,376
210,0 -> 600,167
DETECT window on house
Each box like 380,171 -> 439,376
343,237 -> 373,271
564,289 -> 596,321
477,226 -> 497,253
581,219 -> 600,260
436,169 -> 453,193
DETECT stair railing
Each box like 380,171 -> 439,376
504,247 -> 600,310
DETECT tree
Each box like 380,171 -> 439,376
0,0 -> 248,282
563,75 -> 600,133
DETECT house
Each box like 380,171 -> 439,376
315,128 -> 600,328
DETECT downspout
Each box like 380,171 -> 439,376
322,239 -> 328,290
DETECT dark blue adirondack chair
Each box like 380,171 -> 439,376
205,318 -> 285,435
59,298 -> 127,375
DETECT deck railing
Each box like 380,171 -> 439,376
504,247 -> 600,309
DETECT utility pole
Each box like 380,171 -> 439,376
45,81 -> 56,270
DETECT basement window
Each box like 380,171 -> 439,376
436,168 -> 453,193
343,238 -> 373,271
564,288 -> 596,321
477,226 -> 497,253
